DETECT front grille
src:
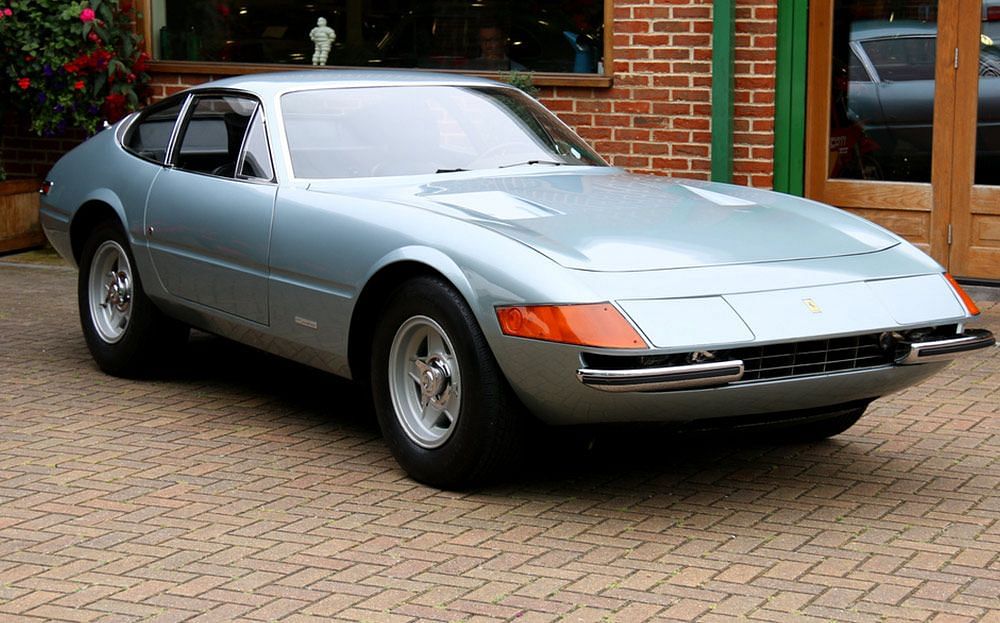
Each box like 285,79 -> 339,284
580,330 -> 919,384
730,334 -> 892,381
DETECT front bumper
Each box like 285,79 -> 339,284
493,326 -> 991,425
896,328 -> 995,364
577,328 -> 995,393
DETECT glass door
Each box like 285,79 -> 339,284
948,0 -> 1000,278
807,0 -> 1000,280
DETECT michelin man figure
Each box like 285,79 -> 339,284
310,17 -> 336,65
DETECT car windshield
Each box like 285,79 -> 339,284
281,85 -> 606,178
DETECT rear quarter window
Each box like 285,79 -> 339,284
124,99 -> 184,163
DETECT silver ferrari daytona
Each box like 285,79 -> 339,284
39,71 -> 994,488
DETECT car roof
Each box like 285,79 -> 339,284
195,69 -> 507,98
851,19 -> 936,41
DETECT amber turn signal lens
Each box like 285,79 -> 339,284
496,303 -> 647,349
945,273 -> 980,316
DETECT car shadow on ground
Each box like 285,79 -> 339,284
155,329 -> 376,414
140,331 -> 864,494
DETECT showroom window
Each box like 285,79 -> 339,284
148,0 -> 605,75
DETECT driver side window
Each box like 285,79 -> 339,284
238,108 -> 275,182
173,95 -> 256,177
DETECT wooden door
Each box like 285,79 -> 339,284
805,0 -> 1000,281
948,0 -> 1000,278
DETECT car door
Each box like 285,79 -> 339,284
145,93 -> 277,325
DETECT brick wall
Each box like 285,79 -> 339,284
0,114 -> 87,180
537,0 -> 777,187
147,71 -> 216,99
2,0 -> 778,188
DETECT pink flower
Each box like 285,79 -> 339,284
3,8 -> 11,16
80,7 -> 95,22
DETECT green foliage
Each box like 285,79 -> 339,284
1,0 -> 151,136
501,71 -> 539,98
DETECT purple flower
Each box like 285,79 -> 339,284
42,64 -> 54,77
87,105 -> 99,115
37,92 -> 46,104
54,104 -> 64,112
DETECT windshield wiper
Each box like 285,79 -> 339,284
435,167 -> 469,174
497,160 -> 569,169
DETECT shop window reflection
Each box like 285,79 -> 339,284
154,0 -> 604,74
829,0 -> 938,183
976,9 -> 1000,186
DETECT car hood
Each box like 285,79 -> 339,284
311,169 -> 900,272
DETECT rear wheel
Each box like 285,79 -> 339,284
371,276 -> 525,489
78,221 -> 188,376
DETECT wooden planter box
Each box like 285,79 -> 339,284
0,179 -> 45,254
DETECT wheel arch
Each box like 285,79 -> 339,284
347,247 -> 480,385
69,194 -> 128,265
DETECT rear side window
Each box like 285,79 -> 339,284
862,36 -> 936,82
848,50 -> 871,82
124,100 -> 184,163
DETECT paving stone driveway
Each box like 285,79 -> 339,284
1,261 -> 998,623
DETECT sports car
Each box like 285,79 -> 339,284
39,71 -> 994,488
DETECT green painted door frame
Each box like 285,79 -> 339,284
710,0 -> 735,183
774,0 -> 809,195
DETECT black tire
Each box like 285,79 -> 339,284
776,402 -> 869,443
77,221 -> 188,377
371,276 -> 525,489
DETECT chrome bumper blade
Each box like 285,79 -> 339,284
577,360 -> 745,393
897,328 -> 995,364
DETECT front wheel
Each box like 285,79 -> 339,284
78,221 -> 188,376
371,276 -> 525,489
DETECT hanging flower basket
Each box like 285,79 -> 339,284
0,179 -> 45,254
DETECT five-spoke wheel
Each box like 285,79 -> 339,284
388,315 -> 462,448
372,276 -> 525,489
87,240 -> 134,343
78,221 -> 188,376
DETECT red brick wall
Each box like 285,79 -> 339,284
2,0 -> 778,188
538,0 -> 777,187
147,72 -> 216,99
0,114 -> 87,180
734,0 -> 778,188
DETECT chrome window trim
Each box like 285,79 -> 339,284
848,41 -> 878,83
163,93 -> 194,168
166,89 -> 277,186
235,105 -> 277,184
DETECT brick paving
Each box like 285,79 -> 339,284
1,260 -> 997,623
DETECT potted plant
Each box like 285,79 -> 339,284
0,0 -> 150,252
0,174 -> 45,254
